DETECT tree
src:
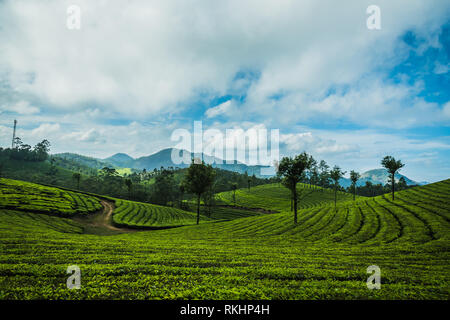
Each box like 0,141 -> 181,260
33,139 -> 51,161
307,158 -> 317,188
349,170 -> 361,201
381,156 -> 405,201
125,178 -> 132,199
398,176 -> 407,190
178,184 -> 186,208
72,172 -> 81,189
281,177 -> 296,212
231,183 -> 237,205
277,152 -> 313,224
48,157 -> 58,177
330,166 -> 346,209
151,168 -> 177,205
183,160 -> 215,225
202,184 -> 216,217
318,160 -> 330,191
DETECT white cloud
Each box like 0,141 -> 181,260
434,62 -> 449,74
443,101 -> 450,119
1,0 -> 448,122
205,100 -> 233,118
31,123 -> 60,136
0,0 -> 449,182
0,101 -> 39,115
280,132 -> 358,156
63,128 -> 104,144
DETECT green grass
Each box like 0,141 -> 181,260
216,183 -> 357,212
112,199 -> 214,228
0,178 -> 449,299
0,178 -> 102,216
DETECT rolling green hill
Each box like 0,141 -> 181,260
162,179 -> 450,243
0,178 -> 448,299
0,178 -> 102,216
112,198 -> 214,228
216,183 -> 357,212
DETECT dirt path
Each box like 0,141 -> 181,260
73,200 -> 136,234
99,200 -> 124,231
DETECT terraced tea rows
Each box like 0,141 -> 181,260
112,199 -> 213,228
0,178 -> 449,299
217,183 -> 356,212
157,180 -> 450,245
0,178 -> 101,216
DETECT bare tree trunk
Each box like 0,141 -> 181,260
196,194 -> 200,225
353,184 -> 356,201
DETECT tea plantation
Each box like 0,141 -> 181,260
0,178 -> 449,299
112,199 -> 214,228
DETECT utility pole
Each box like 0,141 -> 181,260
11,119 -> 17,148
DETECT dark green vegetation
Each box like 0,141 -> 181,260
1,146 -> 274,204
0,177 -> 449,299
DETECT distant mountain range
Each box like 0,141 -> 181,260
56,148 -> 273,177
55,148 -> 427,185
339,169 -> 427,188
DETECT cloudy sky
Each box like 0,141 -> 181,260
0,0 -> 449,182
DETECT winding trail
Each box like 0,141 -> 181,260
74,200 -> 136,234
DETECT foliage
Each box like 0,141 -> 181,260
277,152 -> 314,223
0,178 -> 101,216
330,166 -> 346,208
183,161 -> 215,224
0,139 -> 50,162
0,179 -> 449,299
381,156 -> 405,201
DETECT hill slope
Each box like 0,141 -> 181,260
217,183 -> 356,212
168,179 -> 449,242
0,178 -> 448,299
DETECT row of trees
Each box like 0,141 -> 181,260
0,138 -> 50,162
349,177 -> 411,197
277,153 -> 405,224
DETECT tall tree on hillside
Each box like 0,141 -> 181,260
72,172 -> 81,189
231,183 -> 238,205
307,158 -> 317,188
125,178 -> 132,199
152,168 -> 176,205
381,156 -> 405,201
183,160 -> 215,225
277,152 -> 313,224
178,184 -> 186,208
282,177 -> 296,212
350,170 -> 361,201
330,166 -> 346,209
318,160 -> 330,192
33,139 -> 51,161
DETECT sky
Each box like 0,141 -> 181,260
0,0 -> 449,183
